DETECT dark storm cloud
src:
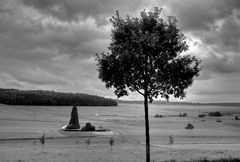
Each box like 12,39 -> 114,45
203,51 -> 240,74
0,0 -> 112,71
163,0 -> 240,76
12,67 -> 69,85
21,0 -> 146,25
0,14 -> 108,59
201,10 -> 240,54
164,0 -> 240,31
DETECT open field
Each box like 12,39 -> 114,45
0,103 -> 240,162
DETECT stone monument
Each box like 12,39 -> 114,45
66,106 -> 80,129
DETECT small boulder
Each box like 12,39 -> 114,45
82,122 -> 95,131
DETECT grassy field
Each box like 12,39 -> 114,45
0,103 -> 240,161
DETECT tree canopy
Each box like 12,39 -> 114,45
96,8 -> 200,101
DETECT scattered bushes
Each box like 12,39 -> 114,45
81,122 -> 95,131
185,123 -> 194,129
164,158 -> 240,162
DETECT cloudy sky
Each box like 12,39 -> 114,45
0,0 -> 240,103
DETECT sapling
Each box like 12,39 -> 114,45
40,134 -> 45,153
169,135 -> 174,145
109,137 -> 115,153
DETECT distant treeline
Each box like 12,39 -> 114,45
0,88 -> 117,106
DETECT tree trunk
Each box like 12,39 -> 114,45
144,94 -> 150,162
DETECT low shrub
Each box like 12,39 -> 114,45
198,114 -> 206,118
216,119 -> 222,122
208,111 -> 222,117
235,116 -> 239,120
179,113 -> 187,117
155,114 -> 163,118
185,123 -> 194,129
81,122 -> 95,131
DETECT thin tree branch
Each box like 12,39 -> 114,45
131,83 -> 144,96
135,87 -> 144,96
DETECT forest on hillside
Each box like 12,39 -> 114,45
0,88 -> 117,106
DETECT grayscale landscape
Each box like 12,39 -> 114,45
0,0 -> 240,162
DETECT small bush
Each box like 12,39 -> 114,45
81,122 -> 95,131
185,123 -> 194,129
198,114 -> 206,118
179,113 -> 187,117
235,116 -> 239,120
216,119 -> 222,122
155,114 -> 163,118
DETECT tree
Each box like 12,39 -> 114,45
96,8 -> 200,162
